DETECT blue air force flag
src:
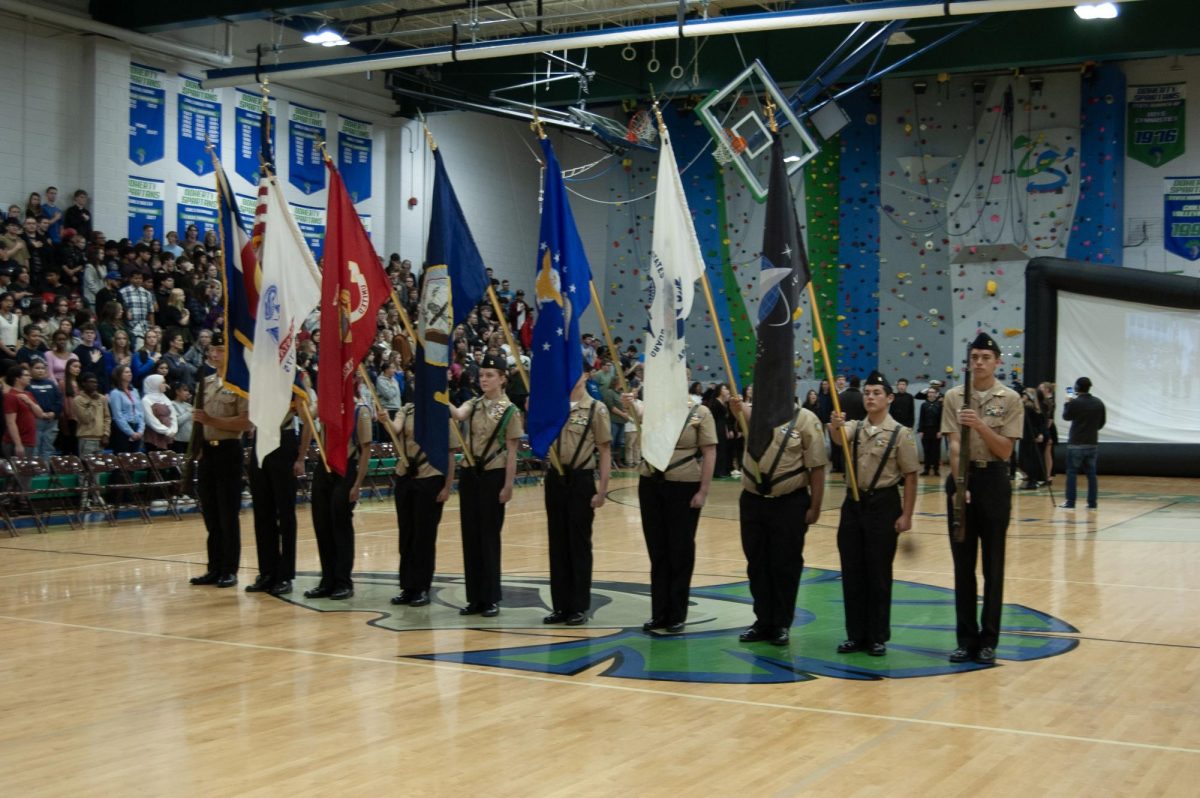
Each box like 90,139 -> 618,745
528,137 -> 593,458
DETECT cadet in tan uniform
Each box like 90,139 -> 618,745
543,362 -> 612,626
449,354 -> 523,617
383,399 -> 457,608
940,333 -> 1023,664
731,391 -> 827,646
189,334 -> 252,589
626,393 -> 717,634
829,371 -> 919,656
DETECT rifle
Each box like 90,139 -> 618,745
951,343 -> 972,543
180,370 -> 208,488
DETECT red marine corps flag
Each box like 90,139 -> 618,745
318,158 -> 390,475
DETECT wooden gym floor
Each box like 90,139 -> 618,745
0,470 -> 1197,795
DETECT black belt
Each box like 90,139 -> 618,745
205,439 -> 240,447
854,483 -> 900,502
969,460 -> 1006,470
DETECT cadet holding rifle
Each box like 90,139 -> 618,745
940,334 -> 1022,664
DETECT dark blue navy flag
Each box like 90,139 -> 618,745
746,134 -> 811,461
415,149 -> 490,474
528,137 -> 593,457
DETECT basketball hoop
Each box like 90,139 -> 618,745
625,109 -> 657,145
712,140 -> 735,165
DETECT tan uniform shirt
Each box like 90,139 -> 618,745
393,403 -> 456,478
201,374 -> 249,441
940,383 -> 1023,462
843,416 -> 920,491
553,396 -> 612,471
465,395 -> 524,471
741,407 -> 828,496
638,402 -> 718,482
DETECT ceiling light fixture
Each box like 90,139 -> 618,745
303,28 -> 349,47
1074,3 -> 1119,20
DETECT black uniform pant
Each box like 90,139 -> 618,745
837,487 -> 901,644
394,474 -> 445,592
946,463 -> 1010,649
197,440 -> 243,577
740,487 -> 811,630
459,468 -> 506,605
545,468 -> 596,614
311,460 -> 357,591
638,477 -> 701,625
921,433 -> 941,472
247,431 -> 299,583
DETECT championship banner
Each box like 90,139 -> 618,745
176,183 -> 221,239
337,115 -> 373,202
289,202 -> 326,259
235,89 -> 276,186
178,75 -> 222,176
1164,176 -> 1200,261
288,103 -> 326,195
127,176 -> 164,241
129,64 -> 165,166
1128,84 -> 1185,168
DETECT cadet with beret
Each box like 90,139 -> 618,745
383,394 -> 458,608
543,362 -> 612,626
940,333 -> 1023,664
829,371 -> 919,656
731,390 -> 827,647
189,334 -> 252,589
450,353 -> 523,617
625,391 -> 717,634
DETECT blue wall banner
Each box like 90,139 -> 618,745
337,115 -> 373,202
1164,176 -> 1200,261
127,176 -> 165,241
288,103 -> 326,195
236,194 -> 258,225
178,75 -> 222,176
129,64 -> 165,166
235,90 -> 276,186
177,183 -> 221,240
290,202 -> 326,260
358,213 -> 371,239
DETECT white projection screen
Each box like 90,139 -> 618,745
1025,257 -> 1200,476
1057,292 -> 1200,444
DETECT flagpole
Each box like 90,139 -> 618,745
586,281 -> 640,441
762,98 -> 860,501
650,102 -> 754,473
358,363 -> 408,457
296,393 -> 330,473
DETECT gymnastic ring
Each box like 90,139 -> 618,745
647,57 -> 660,73
670,64 -> 685,80
621,44 -> 637,61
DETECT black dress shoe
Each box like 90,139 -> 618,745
543,610 -> 569,624
565,612 -> 587,626
868,642 -> 887,657
641,618 -> 663,632
480,603 -> 500,617
215,574 -> 238,588
975,646 -> 996,664
949,647 -> 974,663
328,587 -> 354,600
837,639 -> 864,654
390,591 -> 412,606
189,572 -> 218,586
739,626 -> 771,643
304,586 -> 333,599
245,576 -> 273,593
268,580 -> 292,596
663,621 -> 685,634
770,628 -> 790,646
407,591 -> 430,607
459,603 -> 481,616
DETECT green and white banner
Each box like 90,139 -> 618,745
1127,83 -> 1185,168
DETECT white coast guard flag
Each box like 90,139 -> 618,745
249,177 -> 322,461
642,127 -> 705,471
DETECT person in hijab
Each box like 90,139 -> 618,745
141,373 -> 178,451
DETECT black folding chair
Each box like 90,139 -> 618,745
82,453 -> 145,525
48,456 -> 92,527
